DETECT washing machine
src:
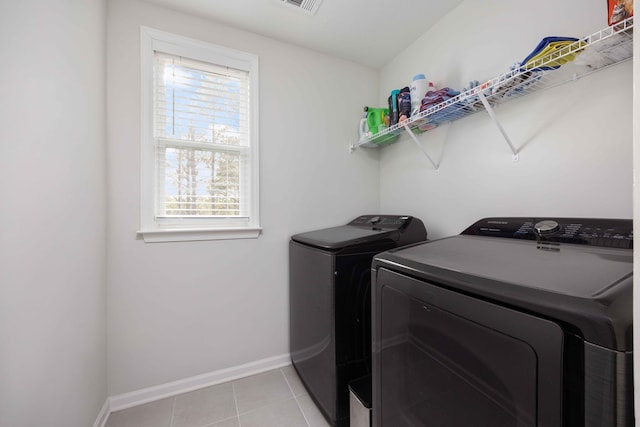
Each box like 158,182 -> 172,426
371,217 -> 633,427
290,215 -> 427,427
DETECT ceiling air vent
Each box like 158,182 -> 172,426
279,0 -> 323,15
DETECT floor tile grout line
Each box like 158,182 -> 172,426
169,396 -> 177,427
200,414 -> 239,427
293,394 -> 312,427
231,395 -> 305,426
232,381 -> 242,427
280,367 -> 294,396
280,368 -> 312,427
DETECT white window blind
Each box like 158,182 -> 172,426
154,52 -> 250,220
139,28 -> 260,242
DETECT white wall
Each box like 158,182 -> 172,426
379,0 -> 633,238
0,1 -> 108,426
107,0 -> 380,395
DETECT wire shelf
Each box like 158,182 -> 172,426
354,17 -> 634,150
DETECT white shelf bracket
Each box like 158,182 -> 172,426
478,91 -> 519,161
403,124 -> 439,170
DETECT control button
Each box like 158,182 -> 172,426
534,220 -> 560,236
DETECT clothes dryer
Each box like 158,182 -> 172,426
372,217 -> 633,427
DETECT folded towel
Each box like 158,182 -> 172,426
419,87 -> 461,112
520,36 -> 585,71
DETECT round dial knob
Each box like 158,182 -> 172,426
534,220 -> 560,236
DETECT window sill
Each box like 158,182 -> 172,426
137,227 -> 262,243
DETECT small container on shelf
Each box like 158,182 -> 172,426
410,74 -> 427,114
388,89 -> 400,125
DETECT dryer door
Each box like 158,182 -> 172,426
372,268 -> 564,427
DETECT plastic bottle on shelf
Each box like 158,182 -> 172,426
410,74 -> 427,114
367,107 -> 388,135
398,87 -> 412,124
358,106 -> 369,141
388,89 -> 400,126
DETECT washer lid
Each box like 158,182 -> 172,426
291,215 -> 421,251
291,225 -> 399,250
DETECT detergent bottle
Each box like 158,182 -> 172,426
358,107 -> 369,141
398,87 -> 411,123
367,107 -> 388,134
388,90 -> 400,126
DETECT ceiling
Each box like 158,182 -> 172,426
141,0 -> 464,68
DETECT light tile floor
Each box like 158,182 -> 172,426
105,366 -> 331,427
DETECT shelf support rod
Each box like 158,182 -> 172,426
478,91 -> 519,160
403,124 -> 439,170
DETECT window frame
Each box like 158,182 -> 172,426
138,27 -> 261,243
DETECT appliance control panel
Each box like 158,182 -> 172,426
461,217 -> 633,249
348,215 -> 412,229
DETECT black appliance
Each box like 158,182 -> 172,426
290,215 -> 427,427
371,217 -> 633,427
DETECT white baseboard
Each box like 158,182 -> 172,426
93,398 -> 110,427
108,353 -> 291,413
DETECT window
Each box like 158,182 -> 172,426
139,28 -> 260,242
